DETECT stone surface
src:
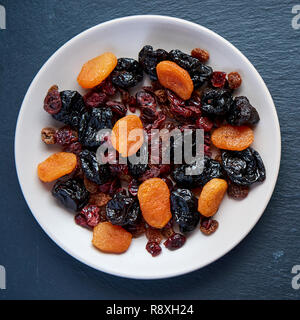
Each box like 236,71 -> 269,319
0,0 -> 300,299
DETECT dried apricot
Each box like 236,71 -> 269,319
111,115 -> 144,157
92,222 -> 132,254
77,52 -> 117,89
37,152 -> 77,182
137,178 -> 172,229
198,178 -> 228,217
156,61 -> 194,100
211,124 -> 254,151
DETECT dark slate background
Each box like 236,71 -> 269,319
0,0 -> 299,300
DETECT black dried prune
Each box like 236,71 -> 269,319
227,96 -> 260,126
111,58 -> 143,89
172,157 -> 222,188
79,149 -> 111,185
52,178 -> 89,212
201,88 -> 233,116
169,49 -> 212,87
52,91 -> 86,128
170,188 -> 200,233
139,45 -> 169,80
222,147 -> 266,186
106,192 -> 141,226
78,107 -> 113,149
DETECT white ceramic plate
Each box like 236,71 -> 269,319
15,15 -> 281,279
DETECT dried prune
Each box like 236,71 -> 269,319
111,58 -> 143,89
222,148 -> 266,186
106,192 -> 141,226
227,96 -> 260,126
201,88 -> 233,116
52,90 -> 86,128
78,107 -> 113,149
170,188 -> 200,233
128,161 -> 148,179
169,49 -> 212,87
164,233 -> 186,250
52,178 -> 89,211
138,45 -> 169,80
79,149 -> 111,185
172,157 -> 223,188
44,85 -> 62,115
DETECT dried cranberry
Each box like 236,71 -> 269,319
139,166 -> 160,182
146,241 -> 162,257
136,91 -> 157,108
128,179 -> 139,197
196,116 -> 214,132
75,213 -> 88,228
98,178 -> 121,196
170,104 -> 192,119
106,101 -> 127,117
80,204 -> 100,228
83,91 -> 107,108
63,142 -> 82,155
44,85 -> 62,115
164,233 -> 186,250
200,218 -> 219,235
110,164 -> 129,177
97,77 -> 117,96
146,227 -> 163,244
55,126 -> 78,146
211,71 -> 227,88
167,89 -> 185,107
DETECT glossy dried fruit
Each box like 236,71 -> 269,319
92,222 -> 132,253
125,218 -> 146,238
227,72 -> 242,89
55,126 -> 78,146
106,101 -> 127,118
201,88 -> 232,116
37,152 -> 77,182
106,192 -> 141,226
44,85 -> 62,115
78,204 -> 100,228
138,178 -> 172,229
227,182 -> 249,200
80,149 -> 111,185
63,142 -> 82,155
191,48 -> 210,63
111,115 -> 144,157
170,188 -> 200,233
111,58 -> 143,89
52,178 -> 89,211
41,127 -> 56,144
196,116 -> 213,132
89,192 -> 112,207
83,176 -> 99,194
128,161 -> 148,179
164,233 -> 186,250
145,227 -> 163,244
146,241 -> 162,257
77,52 -> 118,89
227,96 -> 260,126
221,148 -> 266,186
211,71 -> 227,88
83,91 -> 107,108
156,60 -> 194,100
198,178 -> 228,217
200,218 -> 219,235
211,124 -> 254,151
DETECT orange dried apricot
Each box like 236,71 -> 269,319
137,178 -> 172,229
211,124 -> 254,151
37,152 -> 77,182
156,60 -> 194,100
77,52 -> 117,89
111,115 -> 144,157
198,178 -> 228,217
92,222 -> 132,254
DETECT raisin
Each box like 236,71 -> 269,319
200,218 -> 219,235
154,89 -> 168,104
106,192 -> 141,226
201,88 -> 233,116
164,233 -> 186,250
41,127 -> 56,144
196,116 -> 213,132
52,90 -> 86,129
227,181 -> 250,199
89,192 -> 112,207
145,227 -> 163,244
211,71 -> 227,88
228,72 -> 242,89
221,148 -> 266,186
52,178 -> 89,212
227,96 -> 260,126
83,176 -> 99,194
55,126 -> 78,146
191,48 -> 210,63
83,91 -> 107,108
138,45 -> 169,80
146,241 -> 162,257
161,221 -> 175,238
111,58 -> 143,89
106,101 -> 127,118
80,149 -> 111,185
63,142 -> 82,155
44,85 -> 62,115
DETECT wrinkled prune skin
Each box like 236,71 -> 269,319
139,45 -> 169,80
172,157 -> 222,188
169,49 -> 212,87
111,58 -> 143,89
128,162 -> 148,179
106,192 -> 141,226
222,148 -> 266,186
201,88 -> 233,116
227,96 -> 260,126
52,178 -> 89,212
79,149 -> 111,185
170,188 -> 200,233
78,107 -> 113,149
52,91 -> 86,128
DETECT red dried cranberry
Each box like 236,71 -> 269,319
187,94 -> 202,108
167,89 -> 185,107
211,71 -> 227,88
75,213 -> 88,228
55,126 -> 78,146
106,101 -> 127,117
98,178 -> 121,196
139,166 -> 160,182
83,91 -> 107,108
200,218 -> 219,235
128,96 -> 137,113
185,105 -> 202,117
128,179 -> 139,197
164,233 -> 186,250
63,142 -> 82,155
196,116 -> 214,132
170,104 -> 192,119
99,77 -> 117,96
44,85 -> 62,115
136,91 -> 157,108
146,241 -> 162,257
81,205 -> 100,228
